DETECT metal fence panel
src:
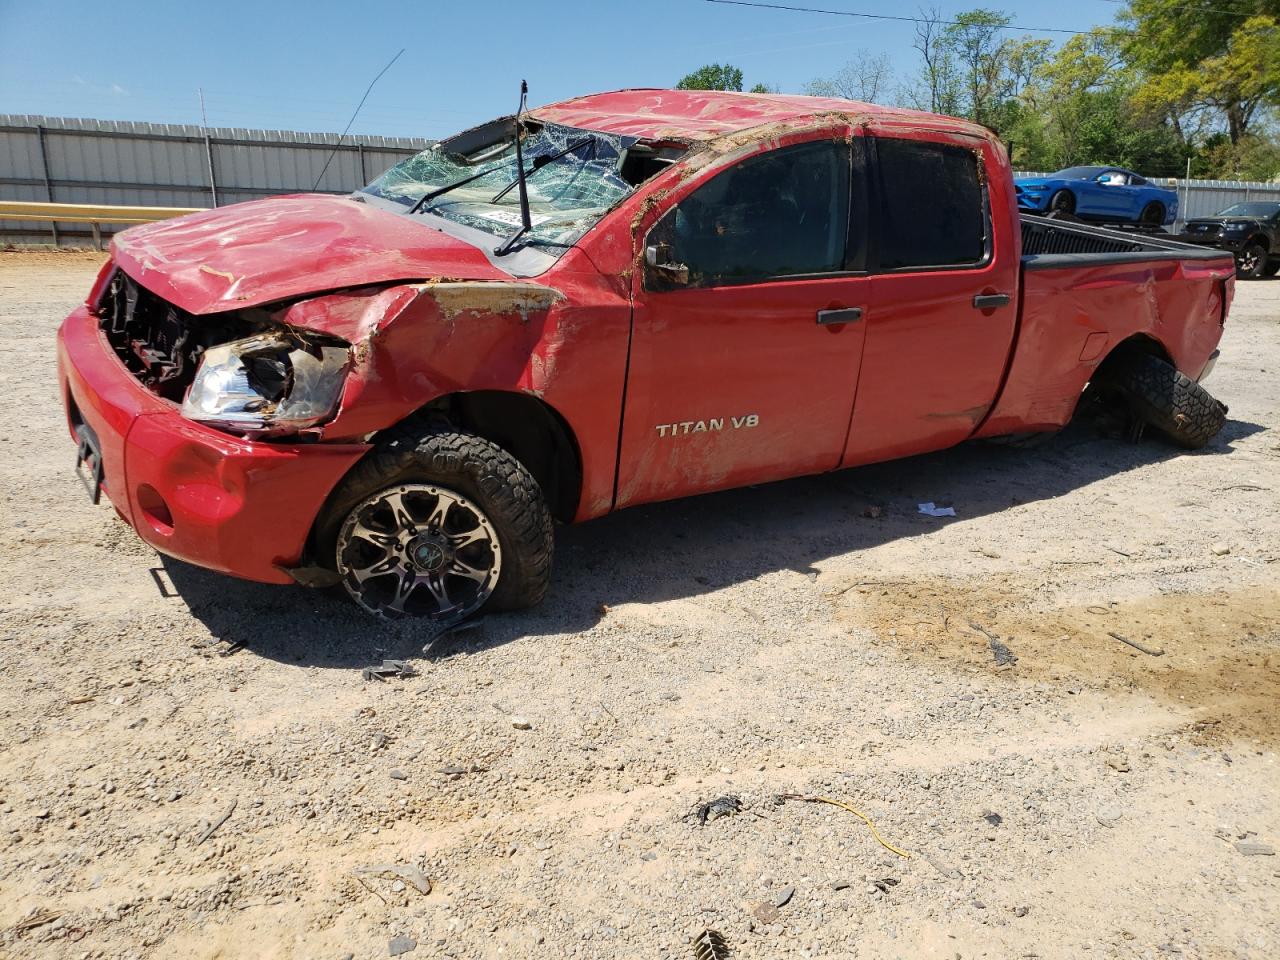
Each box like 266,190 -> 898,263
6,125 -> 1280,245
0,114 -> 432,244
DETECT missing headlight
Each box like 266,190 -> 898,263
180,331 -> 350,438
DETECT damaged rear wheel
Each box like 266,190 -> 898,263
328,427 -> 553,621
1100,353 -> 1227,450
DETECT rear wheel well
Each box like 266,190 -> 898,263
1095,335 -> 1173,379
395,391 -> 583,524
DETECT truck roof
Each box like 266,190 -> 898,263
530,88 -> 989,143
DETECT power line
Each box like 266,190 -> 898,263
704,0 -> 1113,36
312,48 -> 405,189
1097,0 -> 1268,15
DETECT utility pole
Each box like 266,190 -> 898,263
198,88 -> 209,128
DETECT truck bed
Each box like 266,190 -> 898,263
1020,214 -> 1233,268
974,215 -> 1236,438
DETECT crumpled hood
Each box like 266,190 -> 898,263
111,194 -> 512,315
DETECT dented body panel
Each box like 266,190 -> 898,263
56,89 -> 1236,588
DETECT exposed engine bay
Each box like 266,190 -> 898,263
97,269 -> 351,437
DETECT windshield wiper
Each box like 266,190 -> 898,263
490,136 -> 595,204
494,80 -> 534,257
407,163 -> 503,216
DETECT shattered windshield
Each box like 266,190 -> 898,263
360,120 -> 636,255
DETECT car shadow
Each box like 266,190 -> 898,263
160,414 -> 1266,670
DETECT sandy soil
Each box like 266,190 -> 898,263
0,252 -> 1277,960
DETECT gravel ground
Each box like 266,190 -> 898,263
1,250 -> 1277,960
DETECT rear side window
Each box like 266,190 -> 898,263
875,138 -> 988,270
665,140 -> 851,286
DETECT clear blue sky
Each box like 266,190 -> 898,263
0,0 -> 1126,139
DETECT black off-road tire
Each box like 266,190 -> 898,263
1139,201 -> 1165,227
1048,190 -> 1075,215
1263,259 -> 1280,278
1236,242 -> 1267,279
1103,353 -> 1227,450
319,422 -> 554,618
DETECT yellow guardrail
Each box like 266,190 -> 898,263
0,200 -> 205,248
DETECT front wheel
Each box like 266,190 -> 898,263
1048,190 -> 1075,215
325,427 -> 554,621
1139,201 -> 1165,226
1236,243 -> 1267,279
1263,259 -> 1280,278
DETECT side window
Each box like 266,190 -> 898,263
875,137 -> 988,271
650,140 -> 855,288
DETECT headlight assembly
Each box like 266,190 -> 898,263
181,331 -> 350,437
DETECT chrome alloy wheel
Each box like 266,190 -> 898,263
1238,247 -> 1262,273
336,484 -> 501,620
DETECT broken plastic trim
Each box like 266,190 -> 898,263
180,331 -> 350,438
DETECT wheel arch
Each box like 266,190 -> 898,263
301,389 -> 582,579
405,390 -> 584,524
1094,333 -> 1174,380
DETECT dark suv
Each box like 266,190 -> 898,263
1180,201 -> 1280,279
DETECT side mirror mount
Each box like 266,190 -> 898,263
645,243 -> 689,285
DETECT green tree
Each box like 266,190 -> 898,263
676,64 -> 746,92
1123,0 -> 1280,144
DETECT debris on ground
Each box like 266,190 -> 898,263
752,901 -> 781,924
510,716 -> 533,730
353,863 -> 432,895
1014,905 -> 1030,917
917,502 -> 956,518
388,934 -> 417,956
1211,543 -> 1232,556
691,927 -> 730,960
1106,755 -> 1132,773
1234,841 -> 1275,856
982,811 -> 1004,827
1108,631 -> 1165,657
924,853 -> 962,879
773,884 -> 796,907
693,795 -> 742,825
871,877 -> 899,894
776,793 -> 912,858
969,621 -> 1017,665
11,909 -> 60,935
362,660 -> 418,682
194,799 -> 237,845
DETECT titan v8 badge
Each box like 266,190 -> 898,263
655,415 -> 759,437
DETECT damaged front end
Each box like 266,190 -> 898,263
99,270 -> 351,439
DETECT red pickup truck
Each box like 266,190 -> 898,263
57,89 -> 1234,624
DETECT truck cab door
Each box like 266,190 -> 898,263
842,130 -> 1020,466
616,136 -> 870,508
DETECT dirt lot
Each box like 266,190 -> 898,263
1,250 -> 1277,960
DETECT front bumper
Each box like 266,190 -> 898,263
57,306 -> 368,584
1177,233 -> 1245,252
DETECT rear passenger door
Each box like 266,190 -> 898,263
842,131 -> 1019,467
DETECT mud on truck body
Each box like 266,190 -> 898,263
57,89 -> 1236,624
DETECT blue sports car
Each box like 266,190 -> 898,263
1015,166 -> 1178,227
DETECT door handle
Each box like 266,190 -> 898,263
816,307 -> 863,326
973,293 -> 1011,310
